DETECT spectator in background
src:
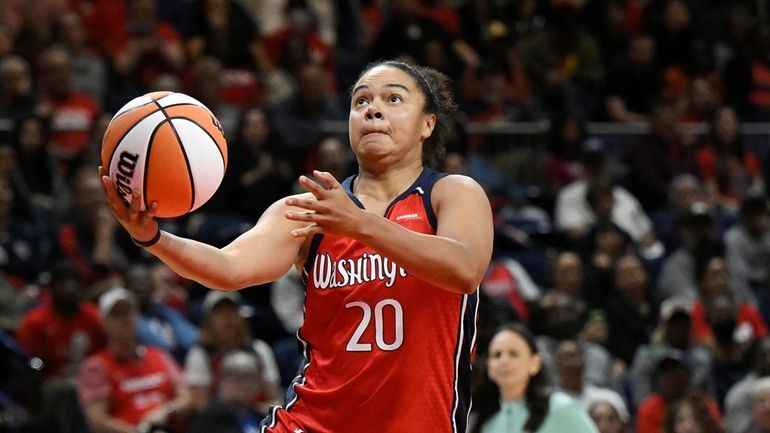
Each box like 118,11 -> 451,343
605,254 -> 658,365
724,337 -> 770,433
471,323 -> 599,433
587,393 -> 630,433
188,56 -> 241,140
725,196 -> 770,314
184,290 -> 281,414
78,287 -> 192,433
36,46 -> 100,165
626,100 -> 695,213
55,167 -> 136,286
662,394 -> 725,433
0,55 -> 35,123
679,77 -> 721,124
651,174 -> 705,254
690,257 -> 767,350
555,339 -> 624,406
749,378 -> 770,433
53,10 -> 108,107
0,172 -> 53,285
269,62 -> 344,167
696,106 -> 765,210
549,251 -> 585,300
186,0 -> 263,70
605,33 -> 662,122
16,260 -> 106,433
201,105 -> 293,224
630,298 -> 714,408
517,1 -> 604,118
111,0 -> 185,100
187,351 -> 267,433
11,115 -> 60,213
123,264 -> 198,363
555,137 -> 659,252
637,354 -> 722,433
697,290 -> 765,405
262,0 -> 335,82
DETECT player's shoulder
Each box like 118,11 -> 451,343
433,174 -> 487,201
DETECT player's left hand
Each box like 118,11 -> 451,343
284,170 -> 366,239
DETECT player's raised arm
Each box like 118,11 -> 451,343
286,171 -> 493,294
101,166 -> 308,290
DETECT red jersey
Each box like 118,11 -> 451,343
262,168 -> 478,433
78,346 -> 181,425
17,302 -> 106,377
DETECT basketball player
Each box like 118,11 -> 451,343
100,60 -> 494,433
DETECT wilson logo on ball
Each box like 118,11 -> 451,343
115,151 -> 139,206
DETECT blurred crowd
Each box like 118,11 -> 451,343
2,0 -> 770,433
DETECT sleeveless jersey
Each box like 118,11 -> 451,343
261,168 -> 478,433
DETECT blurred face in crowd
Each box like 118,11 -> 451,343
221,358 -> 263,405
664,0 -> 691,33
208,300 -> 243,340
124,265 -> 155,307
614,255 -> 648,300
629,35 -> 655,67
18,117 -> 45,154
670,176 -> 701,214
671,401 -> 701,433
487,329 -> 541,397
58,11 -> 86,48
555,340 -> 584,385
590,402 -> 625,433
664,311 -> 692,349
240,107 -> 270,151
698,258 -> 730,298
714,106 -> 739,146
318,137 -> 348,179
0,175 -> 14,223
753,387 -> 770,431
755,338 -> 770,377
103,300 -> 138,345
51,270 -> 82,314
0,56 -> 31,100
41,48 -> 72,99
688,78 -> 716,118
552,252 -> 583,297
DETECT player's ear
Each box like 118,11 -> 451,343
420,114 -> 436,142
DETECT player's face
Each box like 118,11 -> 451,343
486,330 -> 541,393
349,66 -> 436,166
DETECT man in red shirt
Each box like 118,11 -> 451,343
17,259 -> 105,378
16,259 -> 106,433
78,287 -> 192,433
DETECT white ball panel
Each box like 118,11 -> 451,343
108,111 -> 167,211
112,95 -> 155,121
170,118 -> 225,211
157,93 -> 210,112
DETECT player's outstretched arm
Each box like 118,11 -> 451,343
100,167 -> 308,290
286,171 -> 493,294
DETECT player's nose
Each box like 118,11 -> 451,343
364,103 -> 383,120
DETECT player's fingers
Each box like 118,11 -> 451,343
285,210 -> 319,223
98,165 -> 106,177
298,175 -> 327,199
285,197 -> 326,213
142,201 -> 159,223
128,191 -> 143,221
101,176 -> 127,216
290,224 -> 322,238
313,170 -> 341,190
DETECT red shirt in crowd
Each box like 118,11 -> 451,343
691,300 -> 768,346
17,301 -> 106,377
78,346 -> 181,426
636,394 -> 721,433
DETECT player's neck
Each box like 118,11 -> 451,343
355,163 -> 423,203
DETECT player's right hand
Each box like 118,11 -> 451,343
98,165 -> 159,244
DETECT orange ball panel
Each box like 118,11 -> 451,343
145,121 -> 193,218
164,105 -> 228,167
100,103 -> 160,169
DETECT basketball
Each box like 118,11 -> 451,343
101,91 -> 227,218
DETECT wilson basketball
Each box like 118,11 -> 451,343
101,91 -> 227,218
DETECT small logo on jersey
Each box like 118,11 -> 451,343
395,213 -> 420,221
294,429 -> 304,433
313,252 -> 407,289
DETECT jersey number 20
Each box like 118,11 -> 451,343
345,299 -> 404,351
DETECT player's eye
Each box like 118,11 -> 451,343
388,95 -> 403,103
355,97 -> 368,106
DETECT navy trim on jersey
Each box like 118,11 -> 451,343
341,167 -> 449,220
450,290 -> 478,433
302,234 -> 325,285
418,168 -> 448,231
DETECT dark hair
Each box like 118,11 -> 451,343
472,323 -> 550,433
354,60 -> 457,167
662,395 -> 724,433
